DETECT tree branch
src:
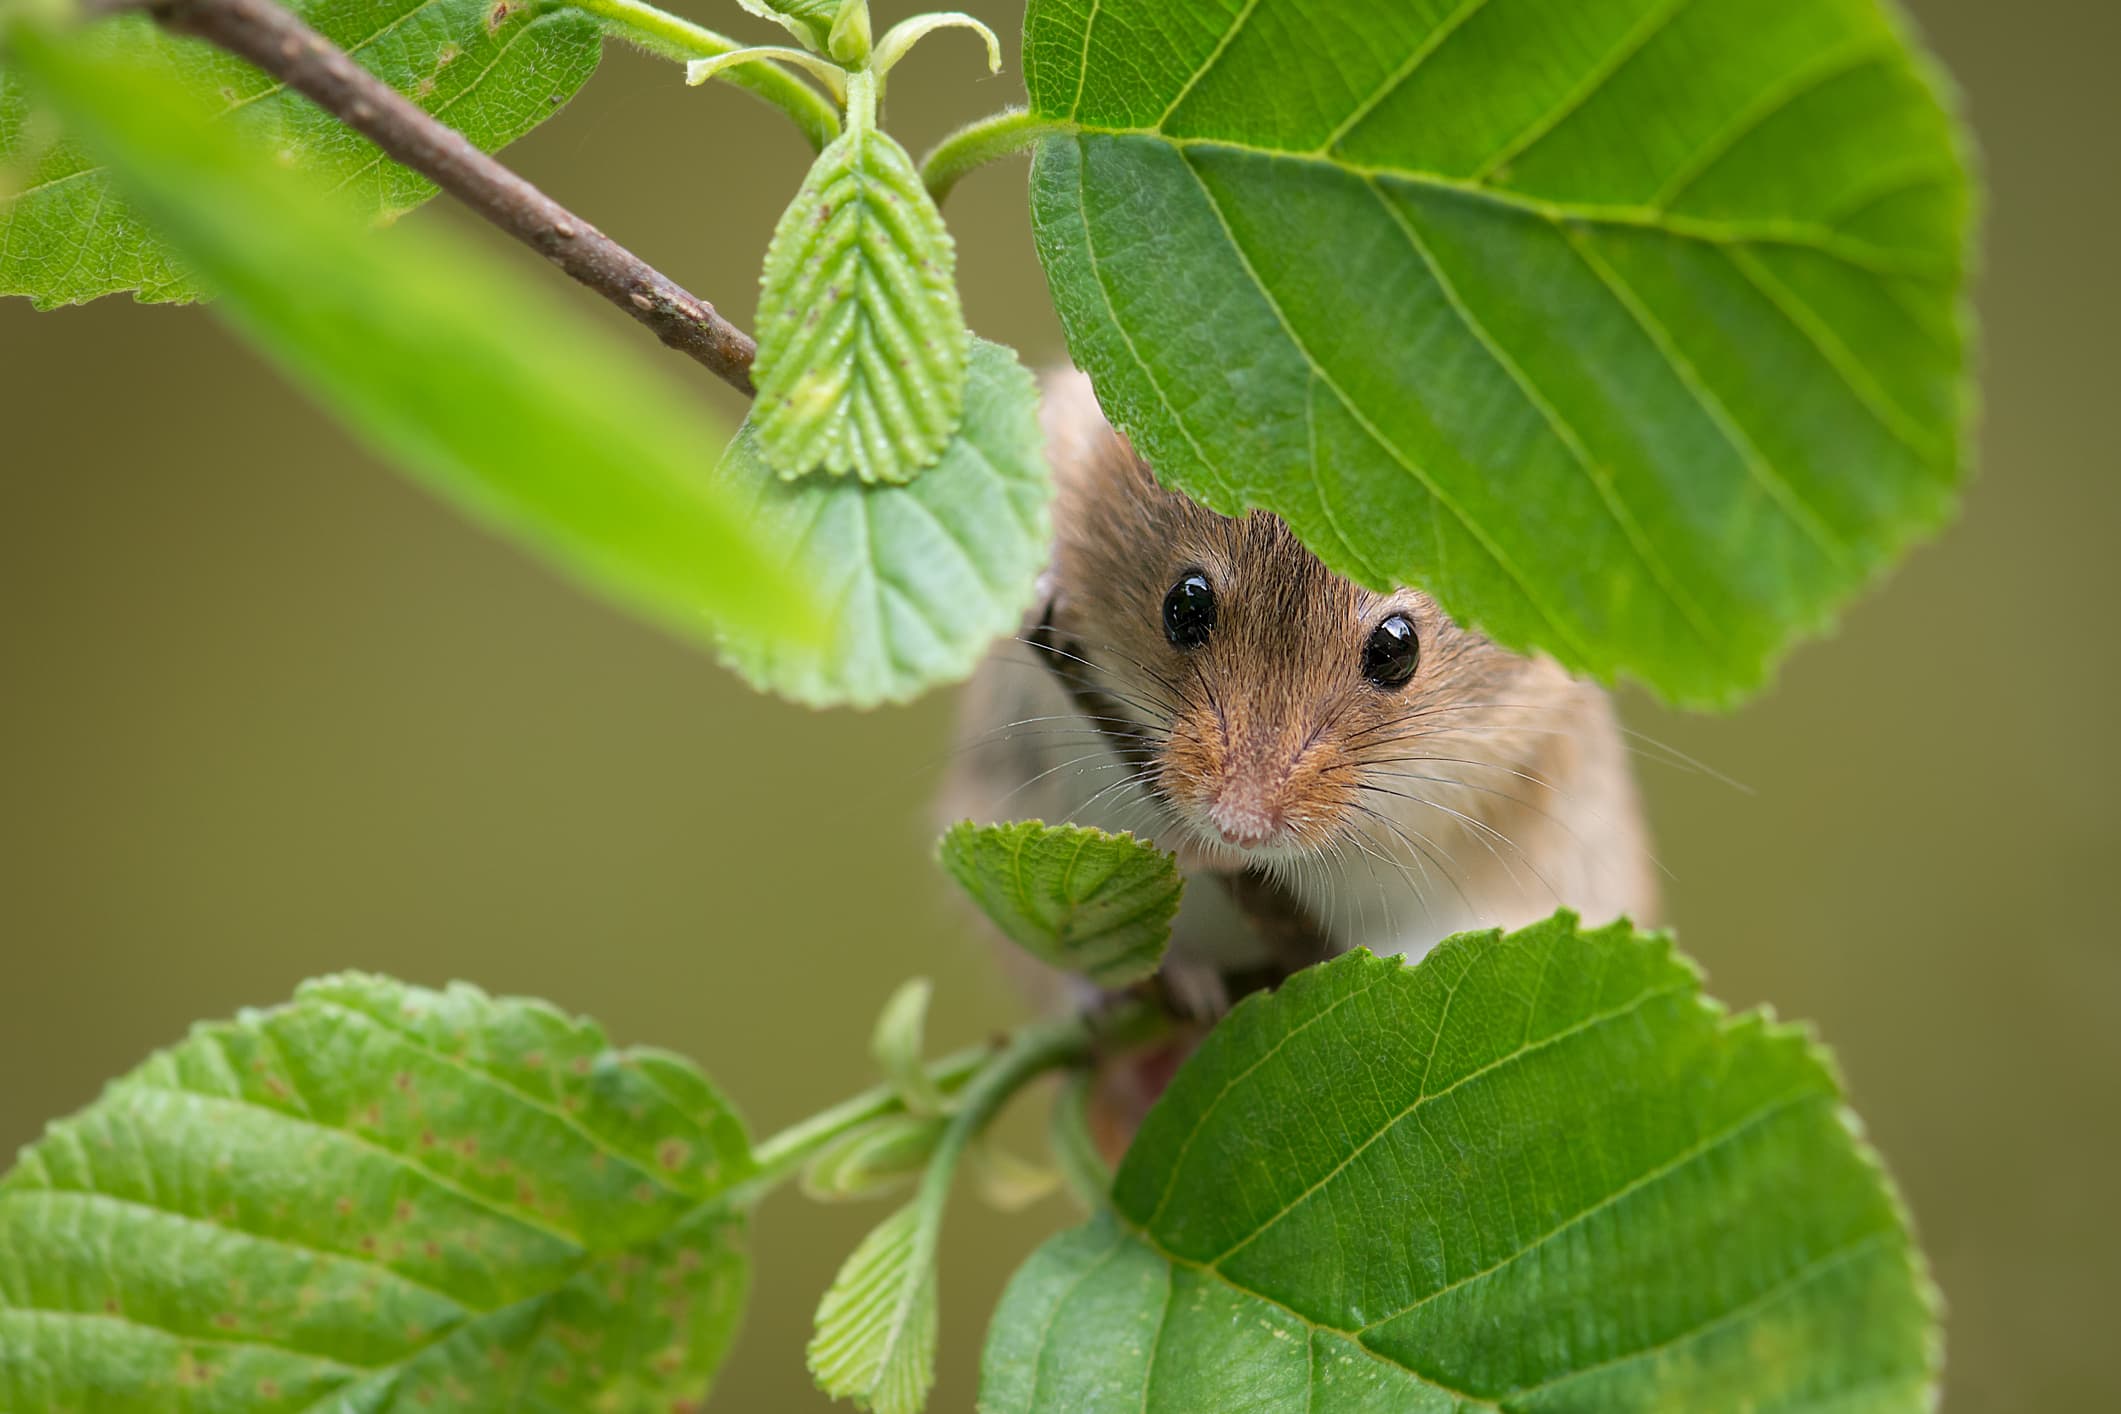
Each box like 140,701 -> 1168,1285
138,0 -> 759,394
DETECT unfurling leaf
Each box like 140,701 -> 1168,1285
801,1114 -> 945,1203
733,0 -> 844,53
0,0 -> 599,307
5,25 -> 812,652
982,914 -> 1938,1412
712,338 -> 1051,707
752,69 -> 968,484
826,0 -> 871,66
809,1201 -> 939,1414
0,974 -> 756,1411
938,821 -> 1181,987
873,978 -> 948,1117
1022,0 -> 1976,706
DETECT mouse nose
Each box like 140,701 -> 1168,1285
1209,795 -> 1282,849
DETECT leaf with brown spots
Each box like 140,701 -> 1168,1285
0,973 -> 755,1412
1,0 -> 602,307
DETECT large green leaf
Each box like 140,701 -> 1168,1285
0,0 -> 601,308
0,974 -> 755,1412
982,914 -> 1937,1411
6,23 -> 812,649
711,338 -> 1051,707
937,821 -> 1181,987
1021,0 -> 1975,706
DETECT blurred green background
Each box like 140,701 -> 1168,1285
2,0 -> 2113,1407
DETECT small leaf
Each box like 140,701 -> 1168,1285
0,973 -> 756,1411
826,0 -> 870,66
733,0 -> 842,53
752,69 -> 967,483
684,42 -> 849,105
938,821 -> 1181,987
712,338 -> 1051,707
1022,0 -> 1976,706
809,1201 -> 938,1414
873,979 -> 948,1118
966,1136 -> 1059,1213
7,23 -> 813,651
1,0 -> 599,307
870,12 -> 1000,79
801,1114 -> 945,1203
981,914 -> 1938,1412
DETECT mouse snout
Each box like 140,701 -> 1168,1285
1208,787 -> 1282,848
1190,727 -> 1308,849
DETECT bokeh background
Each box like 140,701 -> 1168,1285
2,0 -> 2113,1406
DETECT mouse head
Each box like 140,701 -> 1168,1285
1034,380 -> 1529,866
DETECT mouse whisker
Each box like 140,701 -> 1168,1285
1344,753 -> 1678,889
1345,800 -> 1479,922
1355,782 -> 1562,906
982,750 -> 1152,819
1007,636 -> 1188,723
1354,718 -> 1734,787
988,660 -> 1180,733
1070,764 -> 1166,822
1086,642 -> 1193,720
1351,703 -> 1747,792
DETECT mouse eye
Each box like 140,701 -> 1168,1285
1361,613 -> 1420,688
1162,570 -> 1216,650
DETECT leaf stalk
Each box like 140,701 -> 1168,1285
569,0 -> 840,149
919,107 -> 1068,203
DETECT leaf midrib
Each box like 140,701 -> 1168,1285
1111,1081 -> 1844,1408
1048,124 -> 1955,282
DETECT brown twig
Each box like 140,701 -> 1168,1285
138,0 -> 758,394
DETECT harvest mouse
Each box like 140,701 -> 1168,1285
942,369 -> 1659,1016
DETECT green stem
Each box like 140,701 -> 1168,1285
915,1015 -> 1095,1215
1047,1068 -> 1112,1210
735,998 -> 1163,1208
919,107 -> 1069,203
742,1042 -> 992,1197
568,0 -> 841,150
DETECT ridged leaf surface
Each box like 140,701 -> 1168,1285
938,821 -> 1181,987
712,339 -> 1050,706
808,1201 -> 939,1414
752,98 -> 968,484
982,914 -> 1938,1411
1022,0 -> 1976,705
0,974 -> 755,1413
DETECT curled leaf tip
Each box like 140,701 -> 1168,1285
873,11 -> 1002,80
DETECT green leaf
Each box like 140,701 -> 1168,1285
0,0 -> 599,307
938,821 -> 1181,987
733,0 -> 844,53
801,1115 -> 945,1203
809,1201 -> 939,1414
1021,0 -> 1975,706
712,338 -> 1050,707
752,69 -> 968,484
982,914 -> 1938,1411
0,974 -> 755,1412
874,979 -> 949,1118
6,23 -> 813,650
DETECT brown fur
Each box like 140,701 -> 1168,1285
944,370 -> 1659,1004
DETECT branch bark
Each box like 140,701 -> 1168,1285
139,0 -> 759,394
